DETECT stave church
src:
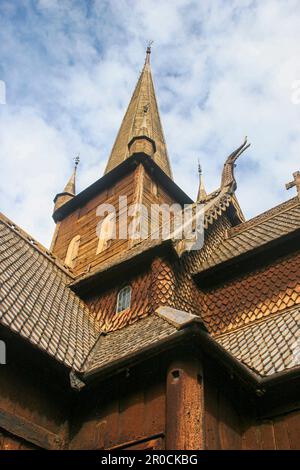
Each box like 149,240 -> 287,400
0,47 -> 300,450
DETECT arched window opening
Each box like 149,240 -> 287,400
96,212 -> 115,254
151,181 -> 158,197
116,286 -> 131,313
65,235 -> 81,269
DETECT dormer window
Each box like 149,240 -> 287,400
116,286 -> 131,313
65,235 -> 81,269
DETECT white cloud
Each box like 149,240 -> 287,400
0,0 -> 300,246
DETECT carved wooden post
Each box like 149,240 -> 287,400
166,357 -> 204,450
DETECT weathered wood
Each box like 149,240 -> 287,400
109,435 -> 164,450
0,408 -> 64,450
273,416 -> 290,449
166,357 -> 204,450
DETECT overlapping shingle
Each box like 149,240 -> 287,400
216,306 -> 300,376
197,197 -> 300,273
82,314 -> 178,374
1,207 -> 299,381
0,217 -> 99,371
83,305 -> 300,378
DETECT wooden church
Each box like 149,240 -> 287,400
0,47 -> 300,450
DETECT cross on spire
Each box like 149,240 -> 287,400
285,171 -> 300,199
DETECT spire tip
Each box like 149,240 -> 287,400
145,40 -> 153,64
74,154 -> 80,169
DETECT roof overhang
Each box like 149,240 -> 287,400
79,318 -> 300,394
193,226 -> 300,286
53,153 -> 193,223
70,238 -> 177,295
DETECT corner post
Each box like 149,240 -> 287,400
165,355 -> 204,450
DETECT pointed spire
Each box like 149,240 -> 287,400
197,161 -> 207,202
104,45 -> 173,178
53,156 -> 79,213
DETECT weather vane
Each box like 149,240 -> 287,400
74,154 -> 80,168
198,158 -> 202,175
146,40 -> 154,54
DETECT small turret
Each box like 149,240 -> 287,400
53,155 -> 79,213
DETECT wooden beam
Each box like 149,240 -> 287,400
166,356 -> 204,450
0,408 -> 64,450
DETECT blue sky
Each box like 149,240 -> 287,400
0,0 -> 300,246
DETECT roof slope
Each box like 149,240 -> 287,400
104,49 -> 172,178
82,305 -> 300,379
82,314 -> 178,375
216,306 -> 300,376
196,196 -> 300,274
0,215 -> 99,370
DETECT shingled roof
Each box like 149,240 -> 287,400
195,196 -> 300,274
1,201 -> 299,384
81,304 -> 300,379
216,306 -> 300,376
0,213 -> 100,371
82,314 -> 179,376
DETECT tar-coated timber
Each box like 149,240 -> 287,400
166,356 -> 204,450
0,408 -> 64,450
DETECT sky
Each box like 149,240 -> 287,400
0,0 -> 300,247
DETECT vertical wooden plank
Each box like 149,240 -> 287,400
242,423 -> 262,450
273,417 -> 290,450
260,420 -> 276,450
103,399 -> 119,449
203,375 -> 221,450
144,379 -> 166,437
285,411 -> 300,450
218,390 -> 242,450
119,388 -> 145,444
166,357 -> 204,450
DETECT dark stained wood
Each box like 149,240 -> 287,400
69,366 -> 167,450
166,357 -> 204,450
0,408 -> 63,450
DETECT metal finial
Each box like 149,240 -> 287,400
147,40 -> 153,52
145,41 -> 153,64
198,158 -> 202,176
74,154 -> 80,168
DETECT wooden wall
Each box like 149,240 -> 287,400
51,163 -> 183,277
69,352 -> 204,451
0,332 -> 300,450
69,363 -> 166,450
52,170 -> 136,275
84,265 -> 152,331
203,358 -> 300,450
0,330 -> 71,450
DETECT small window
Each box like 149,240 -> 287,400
116,286 -> 131,313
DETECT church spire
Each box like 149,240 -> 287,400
197,161 -> 207,202
53,156 -> 79,212
104,45 -> 173,178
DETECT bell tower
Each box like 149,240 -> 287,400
50,48 -> 192,276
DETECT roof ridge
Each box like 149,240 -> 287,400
0,212 -> 75,278
228,197 -> 299,238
